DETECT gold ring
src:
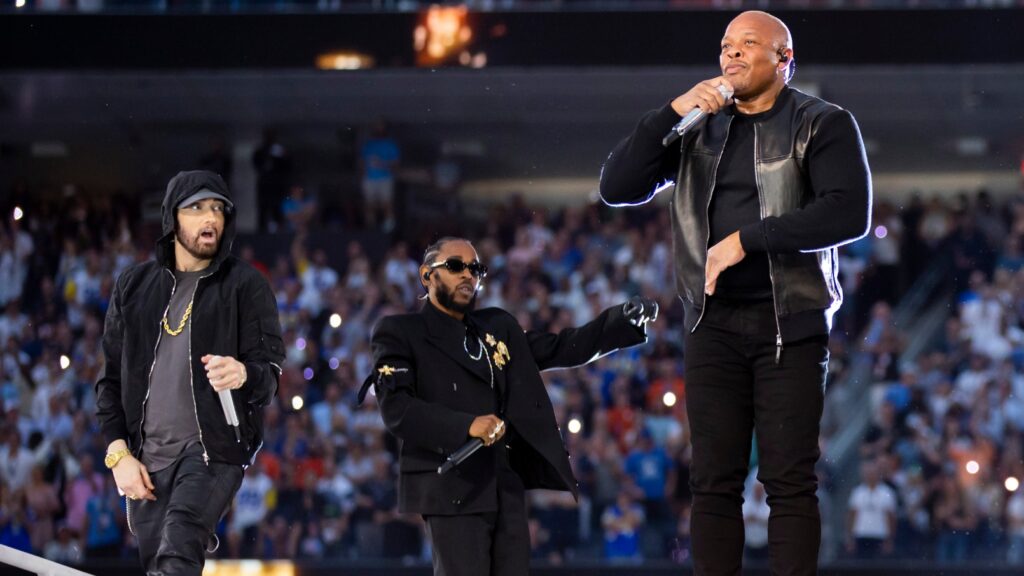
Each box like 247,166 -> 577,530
128,495 -> 138,501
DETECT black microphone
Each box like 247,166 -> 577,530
437,421 -> 504,474
661,84 -> 734,147
437,439 -> 483,474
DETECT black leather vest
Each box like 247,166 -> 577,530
671,87 -> 844,340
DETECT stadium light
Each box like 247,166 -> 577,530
303,368 -> 314,381
291,396 -> 304,410
329,313 -> 342,328
13,207 -> 24,221
315,51 -> 375,71
663,391 -> 677,407
966,460 -> 980,475
1007,477 -> 1020,492
567,417 -> 582,435
59,355 -> 71,370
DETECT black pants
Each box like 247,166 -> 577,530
129,443 -> 244,576
684,298 -> 828,576
423,449 -> 530,576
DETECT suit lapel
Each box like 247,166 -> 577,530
422,306 -> 493,385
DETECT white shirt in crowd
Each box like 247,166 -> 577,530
849,482 -> 898,540
230,471 -> 274,533
742,490 -> 770,549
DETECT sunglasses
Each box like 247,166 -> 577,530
429,258 -> 488,279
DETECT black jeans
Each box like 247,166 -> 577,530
129,443 -> 244,576
684,298 -> 828,576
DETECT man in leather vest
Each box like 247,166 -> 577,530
359,237 -> 656,576
600,11 -> 871,575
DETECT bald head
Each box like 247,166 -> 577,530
726,11 -> 792,53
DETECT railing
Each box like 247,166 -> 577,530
0,545 -> 95,576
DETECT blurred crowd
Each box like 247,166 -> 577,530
844,191 -> 1024,564
1,169 -> 1023,567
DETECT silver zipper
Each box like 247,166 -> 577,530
188,272 -> 214,465
125,497 -> 135,535
691,117 -> 733,334
753,124 -> 785,364
138,269 -> 176,457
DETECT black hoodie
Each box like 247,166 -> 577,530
96,170 -> 285,466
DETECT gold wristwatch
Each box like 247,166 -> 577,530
104,449 -> 131,469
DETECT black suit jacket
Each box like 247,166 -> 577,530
365,301 -> 646,516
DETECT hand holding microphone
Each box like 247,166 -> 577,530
469,414 -> 505,447
663,78 -> 735,147
202,354 -> 247,443
438,416 -> 505,474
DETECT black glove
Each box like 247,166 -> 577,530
623,296 -> 659,328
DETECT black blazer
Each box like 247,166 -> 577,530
365,301 -> 646,516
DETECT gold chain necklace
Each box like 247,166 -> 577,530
162,299 -> 193,336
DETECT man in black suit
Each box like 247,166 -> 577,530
358,236 -> 658,576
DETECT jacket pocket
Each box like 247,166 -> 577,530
258,317 -> 285,361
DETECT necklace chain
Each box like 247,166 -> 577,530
463,330 -> 494,389
463,333 -> 483,361
162,299 -> 193,336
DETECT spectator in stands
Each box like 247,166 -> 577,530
252,128 -> 293,232
846,459 -> 897,559
43,522 -> 83,565
933,472 -> 976,563
282,184 -> 318,232
360,119 -> 400,231
742,478 -> 770,562
602,488 -> 645,562
1008,483 -> 1024,564
0,428 -> 35,493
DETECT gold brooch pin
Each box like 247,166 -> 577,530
378,365 -> 396,376
485,333 -> 497,347
493,351 -> 506,370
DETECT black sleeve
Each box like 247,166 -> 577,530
370,316 -> 476,454
738,109 -> 872,254
238,273 -> 285,407
95,271 -> 129,447
599,104 -> 684,206
526,305 -> 646,372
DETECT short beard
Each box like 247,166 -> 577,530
435,282 -> 477,314
175,227 -> 219,261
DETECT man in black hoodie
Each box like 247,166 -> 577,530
96,170 -> 285,576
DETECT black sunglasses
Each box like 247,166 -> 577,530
429,258 -> 488,279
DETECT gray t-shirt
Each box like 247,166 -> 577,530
141,270 -> 204,472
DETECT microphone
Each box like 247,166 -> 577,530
437,421 -> 504,474
661,84 -> 734,147
437,439 -> 483,474
218,389 -> 241,443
